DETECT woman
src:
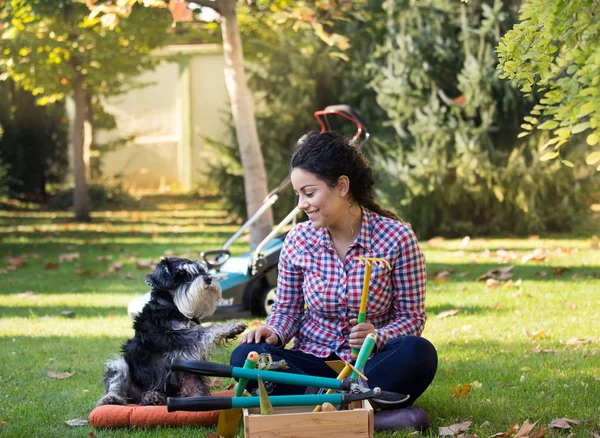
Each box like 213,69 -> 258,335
230,130 -> 437,430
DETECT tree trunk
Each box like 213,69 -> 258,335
71,74 -> 91,222
219,0 -> 273,249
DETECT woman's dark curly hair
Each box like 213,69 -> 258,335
291,130 -> 399,221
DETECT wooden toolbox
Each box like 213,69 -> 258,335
242,399 -> 374,438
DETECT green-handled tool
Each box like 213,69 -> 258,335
171,358 -> 353,392
351,332 -> 376,380
216,351 -> 258,438
168,388 -> 408,412
352,257 -> 391,358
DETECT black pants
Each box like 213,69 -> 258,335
230,335 -> 438,407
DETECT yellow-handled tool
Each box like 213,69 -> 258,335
352,257 -> 391,358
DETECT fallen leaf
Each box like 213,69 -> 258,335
65,418 -> 88,426
428,236 -> 445,247
566,338 -> 592,346
18,291 -> 36,298
58,252 -> 80,263
535,271 -> 547,278
434,275 -> 449,284
122,272 -> 135,280
61,310 -> 75,318
437,309 -> 460,319
109,262 -> 124,272
135,259 -> 154,269
592,235 -> 599,250
439,420 -> 472,436
485,278 -> 500,288
459,236 -> 471,248
503,279 -> 523,288
548,418 -> 584,429
0,420 -> 6,426
515,419 -> 539,437
44,262 -> 60,270
552,267 -> 568,276
47,371 -> 74,379
523,327 -> 546,339
450,384 -> 472,399
96,255 -> 113,261
75,269 -> 93,276
89,432 -> 97,438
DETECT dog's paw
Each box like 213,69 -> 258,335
140,391 -> 167,406
230,321 -> 247,337
96,393 -> 128,407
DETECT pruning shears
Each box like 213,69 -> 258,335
166,358 -> 410,412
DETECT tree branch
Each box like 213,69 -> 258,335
188,0 -> 221,14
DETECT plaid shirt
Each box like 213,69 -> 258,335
265,209 -> 427,362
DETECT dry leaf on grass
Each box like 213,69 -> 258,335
47,371 -> 74,379
18,291 -> 36,298
450,384 -> 472,399
0,420 -> 6,426
65,418 -> 88,427
592,236 -> 599,250
531,347 -> 554,354
523,327 -> 546,339
548,418 -> 584,429
58,252 -> 80,263
428,236 -> 445,247
439,420 -> 472,436
490,422 -> 519,437
61,310 -> 75,318
437,309 -> 460,319
566,337 -> 592,346
44,262 -> 59,270
485,278 -> 500,288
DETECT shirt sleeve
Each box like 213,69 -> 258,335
264,228 -> 305,345
374,226 -> 427,350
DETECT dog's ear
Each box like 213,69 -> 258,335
146,258 -> 175,290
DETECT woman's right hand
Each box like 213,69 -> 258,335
240,326 -> 280,345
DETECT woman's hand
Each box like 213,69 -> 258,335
349,319 -> 376,350
240,326 -> 280,345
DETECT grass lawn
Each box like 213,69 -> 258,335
1,195 -> 599,437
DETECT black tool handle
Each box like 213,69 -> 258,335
167,396 -> 232,412
171,358 -> 233,377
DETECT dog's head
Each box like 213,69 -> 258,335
146,257 -> 221,319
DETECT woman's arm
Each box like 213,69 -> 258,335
264,230 -> 305,345
374,226 -> 427,351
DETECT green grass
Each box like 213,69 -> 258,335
1,196 -> 599,437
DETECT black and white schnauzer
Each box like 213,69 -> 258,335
96,257 -> 247,407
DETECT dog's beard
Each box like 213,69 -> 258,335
173,277 -> 221,319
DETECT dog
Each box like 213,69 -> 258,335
96,257 -> 247,407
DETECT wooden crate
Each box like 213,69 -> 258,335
242,399 -> 373,438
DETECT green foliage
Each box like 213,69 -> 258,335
206,0 -> 380,222
0,79 -> 69,198
370,0 -> 599,238
497,0 -> 600,168
1,0 -> 172,102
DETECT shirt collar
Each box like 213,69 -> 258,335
314,208 -> 372,251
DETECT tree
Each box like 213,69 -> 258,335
497,0 -> 600,169
84,0 -> 364,247
1,0 -> 171,220
369,0 -> 599,237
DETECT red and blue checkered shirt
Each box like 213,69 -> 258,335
265,209 -> 427,362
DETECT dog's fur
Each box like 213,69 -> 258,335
96,257 -> 247,407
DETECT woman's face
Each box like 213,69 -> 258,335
291,168 -> 347,229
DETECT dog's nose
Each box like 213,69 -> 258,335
203,275 -> 212,285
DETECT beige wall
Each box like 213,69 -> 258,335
95,45 -> 229,191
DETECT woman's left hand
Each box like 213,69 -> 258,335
348,318 -> 376,350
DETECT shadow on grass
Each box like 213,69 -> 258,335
0,305 -> 129,318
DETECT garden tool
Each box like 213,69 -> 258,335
314,332 -> 376,412
167,356 -> 410,412
352,257 -> 391,358
216,350 -> 258,438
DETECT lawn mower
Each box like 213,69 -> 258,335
128,104 -> 370,319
